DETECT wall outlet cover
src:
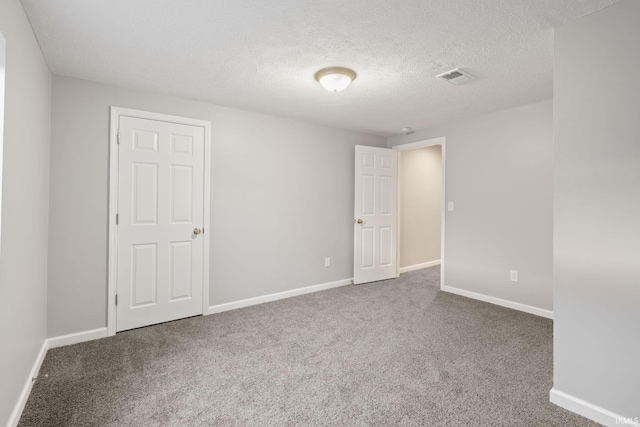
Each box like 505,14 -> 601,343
510,270 -> 519,282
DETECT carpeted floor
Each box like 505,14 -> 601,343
19,267 -> 598,426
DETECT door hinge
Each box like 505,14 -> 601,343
115,294 -> 118,306
117,131 -> 120,144
116,213 -> 119,225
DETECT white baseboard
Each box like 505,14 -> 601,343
47,327 -> 109,349
550,388 -> 637,427
8,327 -> 109,426
399,260 -> 441,274
441,285 -> 553,319
208,278 -> 353,315
7,341 -> 48,427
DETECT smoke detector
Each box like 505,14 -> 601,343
436,68 -> 476,85
400,127 -> 414,135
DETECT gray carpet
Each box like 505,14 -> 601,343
19,267 -> 598,426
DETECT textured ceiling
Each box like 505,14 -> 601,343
21,0 -> 619,136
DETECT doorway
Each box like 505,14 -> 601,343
107,107 -> 211,335
393,137 -> 445,286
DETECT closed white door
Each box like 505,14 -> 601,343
354,145 -> 398,284
116,116 -> 205,332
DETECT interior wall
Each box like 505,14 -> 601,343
399,145 -> 442,269
0,0 -> 52,424
0,36 -> 4,241
553,0 -> 640,419
388,100 -> 553,312
47,75 -> 386,338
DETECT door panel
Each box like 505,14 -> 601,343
170,165 -> 193,223
361,227 -> 375,268
132,163 -> 158,224
169,241 -> 192,300
117,116 -> 205,332
362,175 -> 375,214
380,227 -> 393,266
380,176 -> 392,214
131,243 -> 157,307
354,145 -> 398,284
133,129 -> 159,152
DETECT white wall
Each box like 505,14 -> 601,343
553,0 -> 640,421
47,76 -> 386,337
399,145 -> 441,268
0,35 -> 5,243
0,0 -> 52,424
388,100 -> 553,313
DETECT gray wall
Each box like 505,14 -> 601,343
388,100 -> 553,312
0,0 -> 52,423
48,76 -> 386,337
554,0 -> 640,418
399,145 -> 442,268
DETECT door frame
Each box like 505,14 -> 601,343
392,137 -> 446,290
107,107 -> 212,336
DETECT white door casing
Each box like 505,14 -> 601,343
392,137 -> 446,287
108,108 -> 211,334
354,145 -> 398,284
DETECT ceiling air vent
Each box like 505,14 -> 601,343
436,68 -> 475,85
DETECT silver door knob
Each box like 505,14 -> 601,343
193,228 -> 202,235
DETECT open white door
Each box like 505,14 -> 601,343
354,145 -> 398,284
116,115 -> 206,332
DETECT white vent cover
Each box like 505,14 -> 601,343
436,68 -> 476,85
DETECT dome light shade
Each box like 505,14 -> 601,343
314,67 -> 357,92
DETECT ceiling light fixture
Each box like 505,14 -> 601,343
314,67 -> 357,92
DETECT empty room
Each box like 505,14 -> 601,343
1,0 -> 638,426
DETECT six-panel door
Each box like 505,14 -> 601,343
354,145 -> 398,284
117,116 -> 205,332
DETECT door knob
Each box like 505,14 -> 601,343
356,219 -> 363,224
193,228 -> 202,235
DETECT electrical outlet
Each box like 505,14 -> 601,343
447,202 -> 454,212
325,257 -> 331,267
510,270 -> 519,282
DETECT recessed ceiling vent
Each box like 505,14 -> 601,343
436,68 -> 475,85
